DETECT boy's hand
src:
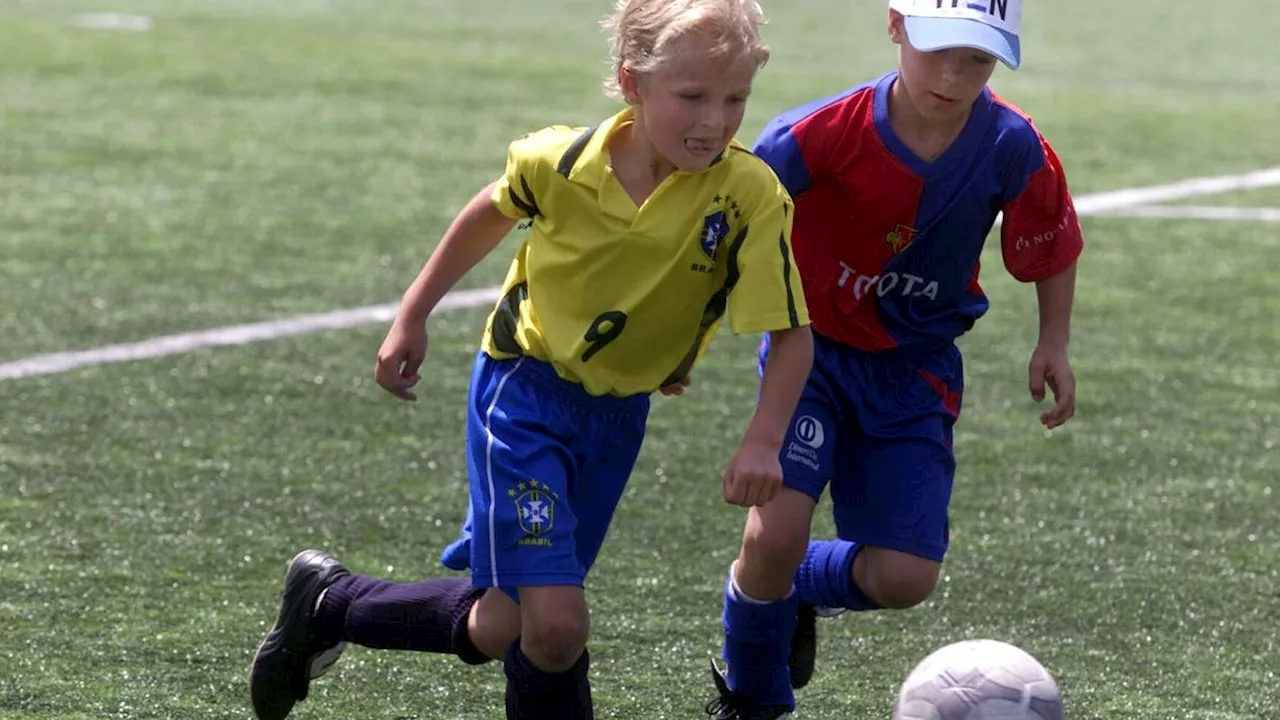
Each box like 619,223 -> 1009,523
658,376 -> 691,396
723,440 -> 783,507
375,317 -> 428,401
1029,343 -> 1076,428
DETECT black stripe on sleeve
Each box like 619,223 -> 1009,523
507,175 -> 541,218
778,230 -> 800,328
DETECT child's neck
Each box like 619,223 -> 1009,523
887,78 -> 974,164
608,120 -> 675,207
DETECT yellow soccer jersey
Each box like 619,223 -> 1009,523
481,109 -> 808,397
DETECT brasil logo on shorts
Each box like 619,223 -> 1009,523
512,480 -> 557,543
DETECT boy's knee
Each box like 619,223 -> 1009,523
740,523 -> 808,577
518,587 -> 590,671
522,613 -> 589,671
468,588 -> 522,660
861,548 -> 940,609
874,573 -> 937,608
737,489 -> 815,579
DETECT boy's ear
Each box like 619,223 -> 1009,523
888,9 -> 907,45
618,66 -> 643,105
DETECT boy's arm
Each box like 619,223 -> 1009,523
1029,261 -> 1077,428
1000,133 -> 1082,428
374,182 -> 518,400
723,325 -> 813,507
1035,261 -> 1076,352
999,138 -> 1081,284
745,326 -> 814,448
400,127 -> 553,321
721,179 -> 813,506
397,182 -> 518,322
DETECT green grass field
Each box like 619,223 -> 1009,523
2,1 -> 1278,718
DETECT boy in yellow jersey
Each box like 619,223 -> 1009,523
248,1 -> 812,718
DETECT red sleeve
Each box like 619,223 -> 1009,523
1000,137 -> 1083,282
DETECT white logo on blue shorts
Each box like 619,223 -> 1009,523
794,415 -> 825,449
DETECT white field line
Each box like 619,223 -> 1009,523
1104,204 -> 1280,223
0,287 -> 500,382
1073,166 -> 1280,214
2,166 -> 1280,383
72,13 -> 153,32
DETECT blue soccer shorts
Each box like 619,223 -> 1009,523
439,351 -> 649,598
761,333 -> 963,562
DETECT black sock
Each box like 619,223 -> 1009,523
314,575 -> 488,664
503,640 -> 593,720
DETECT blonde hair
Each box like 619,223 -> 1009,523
602,0 -> 771,98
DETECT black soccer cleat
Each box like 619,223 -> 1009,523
250,549 -> 351,720
788,604 -> 817,690
704,659 -> 792,720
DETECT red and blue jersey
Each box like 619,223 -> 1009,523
754,71 -> 1083,352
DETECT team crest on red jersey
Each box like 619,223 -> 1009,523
885,223 -> 917,254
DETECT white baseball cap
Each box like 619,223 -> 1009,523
888,0 -> 1022,70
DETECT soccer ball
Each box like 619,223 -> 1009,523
892,639 -> 1065,720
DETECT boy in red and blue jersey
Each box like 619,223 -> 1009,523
706,1 -> 1083,717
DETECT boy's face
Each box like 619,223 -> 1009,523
889,12 -> 998,122
623,42 -> 757,172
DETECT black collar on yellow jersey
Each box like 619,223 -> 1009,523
553,108 -> 735,187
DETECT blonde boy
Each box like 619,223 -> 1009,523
250,2 -> 812,718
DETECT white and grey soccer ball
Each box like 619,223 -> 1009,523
892,639 -> 1065,720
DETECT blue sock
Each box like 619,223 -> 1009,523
721,571 -> 797,709
795,540 -> 882,611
